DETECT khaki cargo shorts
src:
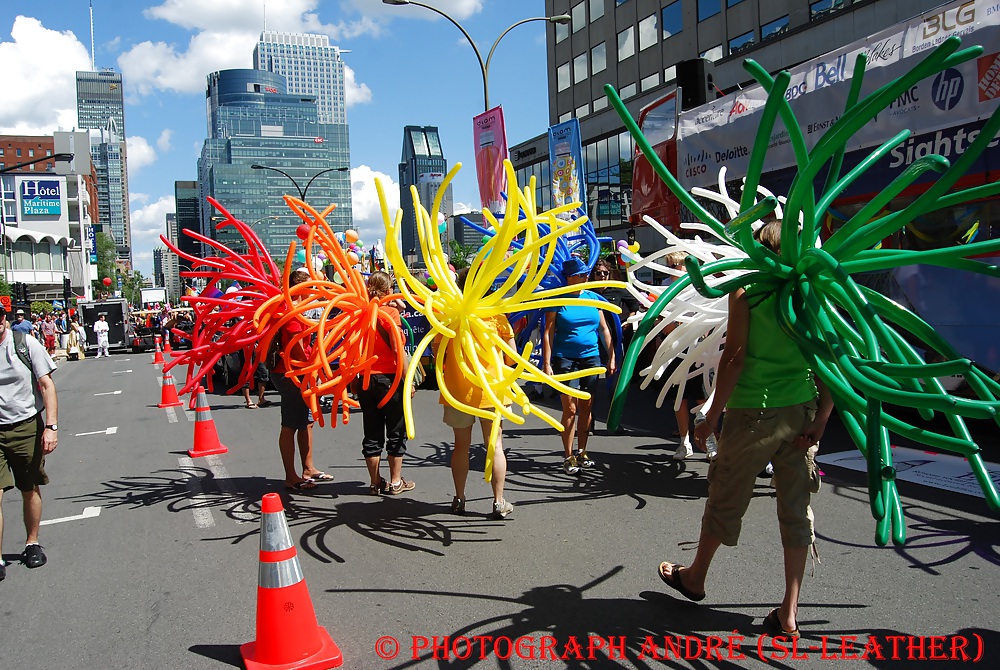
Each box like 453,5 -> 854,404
0,414 -> 49,492
702,401 -> 821,548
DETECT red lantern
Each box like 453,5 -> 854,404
102,277 -> 112,286
296,224 -> 311,240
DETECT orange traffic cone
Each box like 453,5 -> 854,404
188,387 -> 228,458
188,383 -> 202,410
157,371 -> 183,408
241,494 -> 343,670
152,339 -> 165,366
163,336 -> 172,354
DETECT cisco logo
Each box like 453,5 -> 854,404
931,68 -> 964,111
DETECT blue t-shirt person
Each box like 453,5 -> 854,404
11,316 -> 34,335
548,289 -> 602,358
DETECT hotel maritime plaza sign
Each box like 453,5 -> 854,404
20,179 -> 62,216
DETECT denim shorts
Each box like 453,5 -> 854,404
270,372 -> 314,430
551,354 -> 602,392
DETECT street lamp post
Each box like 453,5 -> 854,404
250,165 -> 350,202
382,0 -> 570,111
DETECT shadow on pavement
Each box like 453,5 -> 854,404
188,644 -> 243,668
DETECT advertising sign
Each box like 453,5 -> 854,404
472,106 -> 509,214
87,225 -> 98,264
548,119 -> 587,219
20,179 -> 62,216
677,0 -> 1000,188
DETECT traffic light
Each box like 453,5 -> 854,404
22,283 -> 31,304
12,282 -> 25,304
63,277 -> 72,303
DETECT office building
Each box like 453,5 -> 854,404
398,126 -> 452,261
153,213 -> 181,303
254,31 -> 348,124
76,68 -> 132,266
511,0 -> 944,238
198,69 -> 352,257
174,180 -> 201,271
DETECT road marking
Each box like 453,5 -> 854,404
112,370 -> 133,375
74,426 -> 118,437
184,409 -> 195,422
94,390 -> 123,396
206,455 -> 254,524
40,506 -> 102,526
178,457 -> 216,528
166,407 -> 178,423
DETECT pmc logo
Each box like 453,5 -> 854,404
931,68 -> 964,111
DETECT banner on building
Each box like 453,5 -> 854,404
87,225 -> 98,264
473,106 -> 508,214
548,118 -> 587,220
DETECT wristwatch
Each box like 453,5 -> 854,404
45,424 -> 58,431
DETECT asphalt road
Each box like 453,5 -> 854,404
1,353 -> 997,669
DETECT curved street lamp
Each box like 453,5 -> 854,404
250,164 -> 350,202
382,1 -> 570,111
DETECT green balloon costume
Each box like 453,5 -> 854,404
606,37 -> 1000,546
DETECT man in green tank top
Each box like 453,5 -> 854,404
657,220 -> 834,639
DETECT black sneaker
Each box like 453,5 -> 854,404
22,544 -> 47,569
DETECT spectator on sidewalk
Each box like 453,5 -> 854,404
93,314 -> 111,358
40,314 -> 59,356
0,303 -> 59,581
10,310 -> 34,336
66,315 -> 86,361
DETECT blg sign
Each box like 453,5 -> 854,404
20,179 -> 62,216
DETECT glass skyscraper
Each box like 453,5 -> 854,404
253,31 -> 347,125
76,69 -> 131,266
198,69 -> 352,258
398,126 -> 452,260
174,180 -> 201,271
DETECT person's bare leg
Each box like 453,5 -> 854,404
451,426 -> 472,501
560,394 -> 577,458
278,427 -> 303,485
299,424 -> 320,478
778,545 -> 808,631
24,487 -> 42,545
661,528 -> 722,598
365,455 -> 382,487
482,420 -> 506,503
388,455 -> 403,486
676,399 -> 690,442
0,489 -> 5,558
243,387 -> 253,406
577,399 -> 593,454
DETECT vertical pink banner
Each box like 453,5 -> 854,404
472,106 -> 508,214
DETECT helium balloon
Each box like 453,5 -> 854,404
345,229 -> 359,244
294,248 -> 307,265
347,251 -> 359,265
102,277 -> 112,286
628,242 -> 640,253
296,224 -> 311,240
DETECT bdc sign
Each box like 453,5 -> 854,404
20,179 -> 62,216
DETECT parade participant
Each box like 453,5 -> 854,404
66,315 -> 86,361
0,303 -> 59,580
441,268 -> 515,519
542,257 -> 616,475
40,314 -> 59,355
93,314 -> 111,358
357,271 -> 414,496
657,221 -> 833,639
10,310 -> 33,336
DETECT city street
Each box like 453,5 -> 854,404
0,353 -> 997,669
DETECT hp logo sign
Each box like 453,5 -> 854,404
931,68 -> 964,111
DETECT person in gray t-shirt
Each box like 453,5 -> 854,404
0,304 -> 59,579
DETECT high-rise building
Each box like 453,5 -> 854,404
174,180 -> 201,271
398,126 -> 452,261
254,31 -> 347,124
198,69 -> 352,257
153,212 -> 181,301
76,68 -> 131,266
510,0 -> 944,237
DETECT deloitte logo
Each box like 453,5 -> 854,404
931,68 -> 964,111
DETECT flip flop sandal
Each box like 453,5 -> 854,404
657,562 -> 706,602
285,480 -> 317,491
763,608 -> 800,638
307,472 -> 335,482
245,403 -> 259,409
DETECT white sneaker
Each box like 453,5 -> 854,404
673,439 -> 694,460
706,442 -> 718,460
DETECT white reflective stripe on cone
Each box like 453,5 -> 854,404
259,556 -> 304,589
260,512 -> 294,552
195,392 -> 210,410
195,407 -> 213,422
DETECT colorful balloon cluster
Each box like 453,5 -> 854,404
615,238 -> 640,266
605,36 -> 1000,546
378,160 -> 626,479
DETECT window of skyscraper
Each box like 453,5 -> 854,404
761,15 -> 789,41
426,131 -> 442,157
700,44 -> 724,61
556,19 -> 569,42
698,0 -> 721,21
558,62 -> 571,91
593,95 -> 608,111
590,0 -> 604,21
576,103 -> 589,118
729,30 -> 755,54
574,52 -> 588,83
620,82 -> 637,99
616,0 -> 630,5
572,2 -> 586,33
641,73 -> 659,91
639,14 -> 658,50
412,131 -> 430,156
810,0 -> 849,20
728,0 -> 745,6
617,26 -> 635,61
560,112 -> 572,123
664,65 -> 676,82
592,42 -> 607,75
662,2 -> 682,37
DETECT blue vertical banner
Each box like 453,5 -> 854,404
548,119 -> 587,219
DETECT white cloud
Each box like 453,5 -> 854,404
130,192 -> 150,205
130,195 -> 176,241
347,0 -> 484,21
0,17 -> 92,134
157,128 -> 174,152
453,201 -> 475,215
126,136 -> 157,172
344,64 -> 371,107
350,165 -> 398,244
119,0 -> 380,97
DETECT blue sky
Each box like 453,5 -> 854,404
0,0 -> 553,276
